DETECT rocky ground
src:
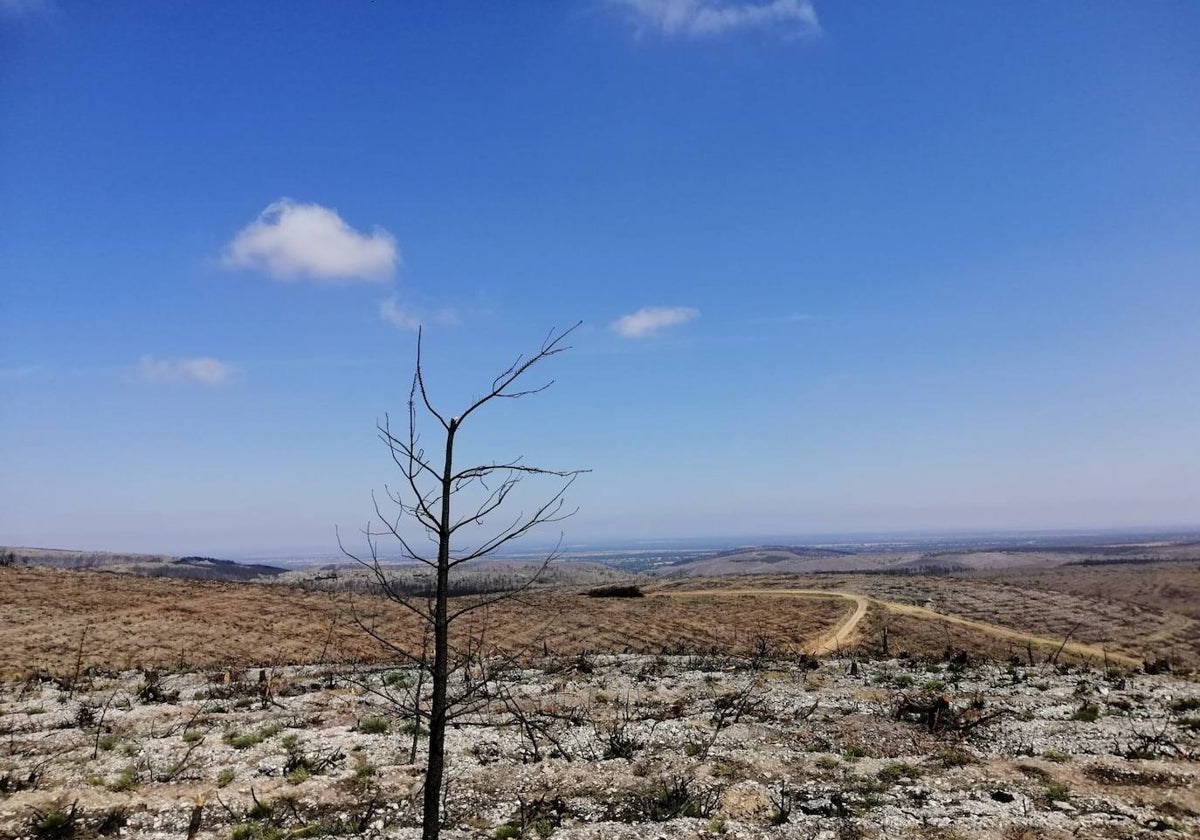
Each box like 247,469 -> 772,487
0,653 -> 1196,839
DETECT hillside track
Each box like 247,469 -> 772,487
653,588 -> 1143,667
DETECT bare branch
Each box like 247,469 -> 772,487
414,327 -> 450,431
455,321 -> 581,428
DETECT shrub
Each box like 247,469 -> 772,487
358,716 -> 390,735
877,762 -> 924,785
384,671 -> 411,689
1070,703 -> 1100,722
96,734 -> 118,752
230,825 -> 285,840
1045,782 -> 1071,802
216,768 -> 235,787
107,765 -> 138,792
31,807 -> 77,839
224,723 -> 283,750
636,776 -> 717,820
586,585 -> 644,598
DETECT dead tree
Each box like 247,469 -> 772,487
340,324 -> 586,840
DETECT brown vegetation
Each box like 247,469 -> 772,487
0,568 -> 846,679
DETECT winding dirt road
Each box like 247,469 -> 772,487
653,588 -> 1142,667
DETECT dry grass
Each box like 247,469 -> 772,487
0,568 -> 848,678
660,572 -> 1197,667
5,562 -> 1194,680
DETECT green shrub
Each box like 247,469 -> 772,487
224,723 -> 283,750
31,808 -> 76,839
384,671 -> 411,688
353,755 -> 376,781
358,716 -> 390,735
1070,703 -> 1100,722
216,768 -> 236,787
97,734 -> 118,752
230,824 -> 285,840
107,765 -> 138,792
877,762 -> 923,785
1045,782 -> 1071,802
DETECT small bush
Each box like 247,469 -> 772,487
107,766 -> 137,792
928,745 -> 977,768
230,825 -> 285,840
1070,703 -> 1100,722
358,716 -> 390,735
1045,782 -> 1071,802
31,807 -> 77,839
353,755 -> 376,781
224,723 -> 283,750
637,776 -> 718,820
384,671 -> 411,689
877,762 -> 923,785
586,585 -> 644,598
96,734 -> 118,752
216,768 -> 236,787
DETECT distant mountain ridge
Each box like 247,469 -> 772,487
0,547 -> 287,582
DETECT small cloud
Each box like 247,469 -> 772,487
379,297 -> 422,331
137,355 -> 235,385
612,306 -> 699,338
608,0 -> 820,39
223,199 -> 398,283
379,296 -> 460,331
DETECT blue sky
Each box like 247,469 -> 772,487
2,1 -> 1198,556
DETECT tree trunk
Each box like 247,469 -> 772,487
422,419 -> 457,840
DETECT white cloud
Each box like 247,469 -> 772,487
379,296 -> 460,332
137,355 -> 235,385
223,199 -> 398,283
379,297 -> 422,331
608,0 -> 820,39
612,306 -> 699,338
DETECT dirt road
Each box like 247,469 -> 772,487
653,588 -> 1142,667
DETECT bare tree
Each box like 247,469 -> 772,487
340,323 -> 586,840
